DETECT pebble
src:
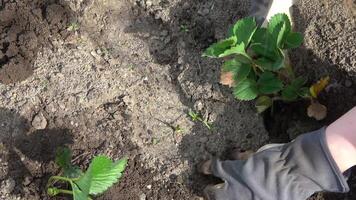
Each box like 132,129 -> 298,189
139,193 -> 147,200
90,50 -> 103,62
161,30 -> 168,36
31,112 -> 47,130
202,8 -> 210,15
146,0 -> 152,7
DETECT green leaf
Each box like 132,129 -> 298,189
222,60 -> 251,82
75,156 -> 128,196
267,13 -> 291,48
281,77 -> 307,101
284,32 -> 304,49
298,87 -> 311,98
292,77 -> 307,88
268,14 -> 291,34
219,43 -> 251,63
282,85 -> 299,101
232,17 -> 257,46
203,37 -> 236,58
255,56 -> 284,71
227,26 -> 234,38
71,181 -> 89,200
257,72 -> 283,94
251,28 -> 268,44
233,63 -> 252,83
55,147 -> 72,169
250,43 -> 277,60
233,79 -> 259,101
255,96 -> 273,113
55,147 -> 82,178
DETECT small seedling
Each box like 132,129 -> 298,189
67,22 -> 80,32
203,13 -> 328,118
174,125 -> 184,134
188,110 -> 213,130
152,137 -> 160,145
47,147 -> 127,200
180,25 -> 189,33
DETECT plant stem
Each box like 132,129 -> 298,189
57,189 -> 73,195
46,176 -> 74,189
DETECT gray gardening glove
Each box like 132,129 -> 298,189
206,128 -> 350,200
250,0 -> 297,25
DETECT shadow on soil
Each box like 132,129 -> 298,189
0,108 -> 74,196
125,0 -> 356,199
0,0 -> 76,84
291,4 -> 356,200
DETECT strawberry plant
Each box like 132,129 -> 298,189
203,13 -> 312,113
46,147 -> 127,200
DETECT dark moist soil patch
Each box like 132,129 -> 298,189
0,0 -> 73,84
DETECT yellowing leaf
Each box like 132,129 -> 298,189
220,71 -> 235,87
310,76 -> 330,98
307,101 -> 327,120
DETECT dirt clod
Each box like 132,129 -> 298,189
31,112 -> 47,130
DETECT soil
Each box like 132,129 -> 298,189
0,0 -> 354,200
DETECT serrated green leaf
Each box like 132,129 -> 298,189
233,79 -> 259,101
219,43 -> 251,63
284,32 -> 304,49
250,43 -> 277,60
55,147 -> 82,178
281,77 -> 307,101
75,156 -> 128,196
251,28 -> 268,44
255,96 -> 273,113
257,72 -> 283,94
233,64 -> 252,83
268,14 -> 291,34
222,59 -> 240,72
203,37 -> 236,58
255,56 -> 284,71
282,85 -> 299,101
232,17 -> 257,46
267,13 -> 291,48
222,59 -> 251,82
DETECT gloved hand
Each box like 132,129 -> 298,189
203,128 -> 350,200
250,0 -> 296,26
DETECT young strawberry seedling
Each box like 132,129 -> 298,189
46,147 -> 127,200
67,22 -> 80,32
204,13 -> 328,119
189,110 -> 213,130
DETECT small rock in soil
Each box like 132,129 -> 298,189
161,30 -> 168,36
139,193 -> 146,200
31,112 -> 47,130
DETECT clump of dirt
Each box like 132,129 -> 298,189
0,0 -> 72,84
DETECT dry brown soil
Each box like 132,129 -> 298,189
0,0 -> 355,200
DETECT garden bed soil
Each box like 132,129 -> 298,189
0,0 -> 355,200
